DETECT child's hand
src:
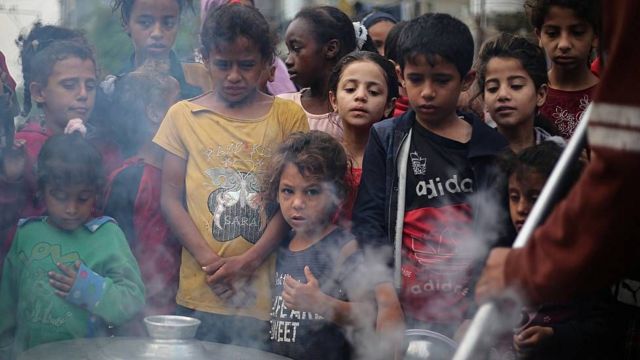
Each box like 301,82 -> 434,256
282,266 -> 325,313
64,118 -> 87,137
204,255 -> 255,297
48,261 -> 81,297
513,325 -> 554,350
1,139 -> 26,182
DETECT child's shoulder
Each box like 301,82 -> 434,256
83,216 -> 118,233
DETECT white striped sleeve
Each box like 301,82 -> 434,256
588,102 -> 640,153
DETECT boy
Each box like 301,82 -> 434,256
153,4 -> 308,349
525,0 -> 600,139
352,13 -> 508,337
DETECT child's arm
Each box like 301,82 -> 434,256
282,265 -> 374,327
47,227 -> 145,326
204,210 -> 290,289
161,152 -> 222,268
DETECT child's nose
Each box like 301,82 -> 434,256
150,23 -> 164,40
497,85 -> 511,100
227,65 -> 242,82
65,202 -> 78,215
355,87 -> 367,101
291,195 -> 305,209
421,81 -> 435,100
557,32 -> 572,51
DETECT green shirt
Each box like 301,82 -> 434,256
0,217 -> 144,357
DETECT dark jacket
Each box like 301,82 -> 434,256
352,109 -> 512,266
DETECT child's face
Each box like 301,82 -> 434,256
205,36 -> 267,107
125,0 -> 180,62
284,18 -> 327,88
537,6 -> 597,71
508,170 -> 546,232
278,163 -> 336,237
44,184 -> 96,231
399,54 -> 473,127
329,60 -> 393,128
483,57 -> 547,130
31,57 -> 97,133
368,20 -> 395,56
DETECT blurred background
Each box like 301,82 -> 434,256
0,0 -> 531,92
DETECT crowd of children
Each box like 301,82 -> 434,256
0,0 -> 629,359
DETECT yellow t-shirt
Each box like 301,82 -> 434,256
153,96 -> 308,320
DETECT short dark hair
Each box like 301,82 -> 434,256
37,133 -> 105,193
112,0 -> 193,25
524,0 -> 600,33
17,22 -> 90,116
262,131 -> 349,213
201,3 -> 275,63
476,33 -> 548,95
501,141 -> 583,201
328,50 -> 399,104
293,6 -> 357,64
396,13 -> 474,77
383,21 -> 407,62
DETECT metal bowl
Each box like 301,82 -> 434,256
403,329 -> 458,360
144,315 -> 201,340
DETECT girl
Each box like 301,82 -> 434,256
153,3 -> 308,348
0,133 -> 144,356
278,6 -> 358,140
496,142 -> 614,360
327,51 -> 404,359
103,60 -> 181,322
1,29 -> 98,259
111,0 -> 201,99
476,33 -> 564,154
263,131 -> 373,360
327,50 -> 398,219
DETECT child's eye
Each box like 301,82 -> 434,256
137,18 -> 153,28
485,86 -> 498,94
238,61 -> 256,70
407,75 -> 424,84
163,17 -> 177,30
51,190 -> 69,201
343,87 -> 356,93
280,188 -> 293,195
214,61 -> 230,70
433,77 -> 451,85
305,188 -> 320,196
544,30 -> 558,38
86,81 -> 97,92
510,84 -> 524,90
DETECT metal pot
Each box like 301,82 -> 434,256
18,316 -> 289,360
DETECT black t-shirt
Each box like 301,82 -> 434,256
269,228 -> 362,360
401,121 -> 476,323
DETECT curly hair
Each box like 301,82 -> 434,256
524,0 -> 600,33
262,131 -> 349,213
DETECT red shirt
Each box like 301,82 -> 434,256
540,85 -> 597,139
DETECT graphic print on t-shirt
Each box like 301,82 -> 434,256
401,123 -> 475,323
204,141 -> 271,244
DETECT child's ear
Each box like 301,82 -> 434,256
30,81 -> 46,105
395,64 -> 405,88
384,97 -> 397,118
461,70 -> 476,92
536,84 -> 548,107
534,28 -> 542,43
268,63 -> 276,83
324,39 -> 339,60
146,104 -> 164,125
328,90 -> 338,112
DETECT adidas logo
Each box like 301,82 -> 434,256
416,175 -> 473,199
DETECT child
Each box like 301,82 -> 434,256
278,6 -> 358,140
111,0 -> 202,99
352,13 -> 509,338
383,21 -> 410,117
327,50 -> 398,219
477,33 -> 565,153
327,51 -> 405,359
103,60 -> 181,320
1,31 -> 98,261
199,0 -> 297,96
524,0 -> 600,139
153,3 -> 308,348
0,133 -> 144,356
499,142 -> 614,359
362,11 -> 398,56
263,131 -> 372,359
